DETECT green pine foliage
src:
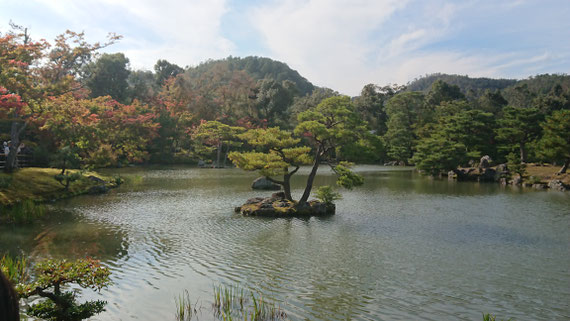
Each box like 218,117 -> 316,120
315,186 -> 342,205
384,92 -> 425,163
506,152 -> 526,180
16,258 -> 111,321
538,109 -> 570,173
496,106 -> 543,162
407,73 -> 517,96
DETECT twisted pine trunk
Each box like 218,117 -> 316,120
299,147 -> 322,204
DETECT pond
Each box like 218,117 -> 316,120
1,166 -> 569,320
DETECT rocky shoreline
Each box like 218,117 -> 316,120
447,156 -> 569,191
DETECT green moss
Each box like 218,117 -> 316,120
272,200 -> 296,213
0,168 -> 116,207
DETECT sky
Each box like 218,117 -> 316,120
1,0 -> 569,96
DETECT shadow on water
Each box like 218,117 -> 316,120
0,206 -> 129,264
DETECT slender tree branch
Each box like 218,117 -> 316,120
264,176 -> 285,185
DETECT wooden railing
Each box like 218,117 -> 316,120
0,153 -> 32,169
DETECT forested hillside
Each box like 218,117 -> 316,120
190,56 -> 315,96
406,73 -> 518,96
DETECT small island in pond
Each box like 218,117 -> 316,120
235,191 -> 335,217
229,96 -> 365,217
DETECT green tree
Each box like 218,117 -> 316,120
86,53 -> 130,102
193,120 -> 245,168
51,147 -> 83,190
503,83 -> 534,108
294,96 -> 366,203
532,84 -> 570,115
410,132 -> 466,175
230,96 -> 366,204
476,89 -> 508,115
506,152 -> 526,181
16,258 -> 111,321
440,103 -> 495,159
127,70 -> 158,103
253,79 -> 297,127
338,133 -> 385,164
229,127 -> 311,201
354,83 -> 404,135
410,107 -> 494,175
425,80 -> 464,107
538,109 -> 570,173
496,106 -> 542,162
384,92 -> 424,163
289,87 -> 337,125
154,59 -> 183,86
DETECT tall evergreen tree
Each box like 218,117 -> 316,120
384,92 -> 424,163
538,109 -> 570,173
496,106 -> 542,162
86,53 -> 130,103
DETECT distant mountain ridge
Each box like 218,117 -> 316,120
406,73 -> 518,95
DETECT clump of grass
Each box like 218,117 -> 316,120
213,284 -> 246,317
0,253 -> 29,284
213,284 -> 287,321
0,174 -> 12,188
176,285 -> 287,321
0,200 -> 46,224
248,291 -> 287,321
175,290 -> 199,321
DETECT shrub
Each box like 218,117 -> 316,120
17,258 -> 111,321
506,152 -> 526,180
315,185 -> 342,205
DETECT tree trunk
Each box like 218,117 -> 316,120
223,144 -> 230,168
520,142 -> 527,163
299,147 -> 322,204
558,157 -> 569,174
215,142 -> 222,168
4,121 -> 25,173
283,173 -> 293,201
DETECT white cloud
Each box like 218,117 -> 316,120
250,0 -> 567,95
250,0 -> 410,94
249,0 -> 474,94
2,0 -> 568,95
6,0 -> 235,69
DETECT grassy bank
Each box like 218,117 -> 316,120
0,167 -> 117,207
525,164 -> 570,185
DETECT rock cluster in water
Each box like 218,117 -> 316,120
447,156 -> 568,191
251,177 -> 281,190
234,192 -> 335,217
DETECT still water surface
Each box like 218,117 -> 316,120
1,166 -> 569,320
